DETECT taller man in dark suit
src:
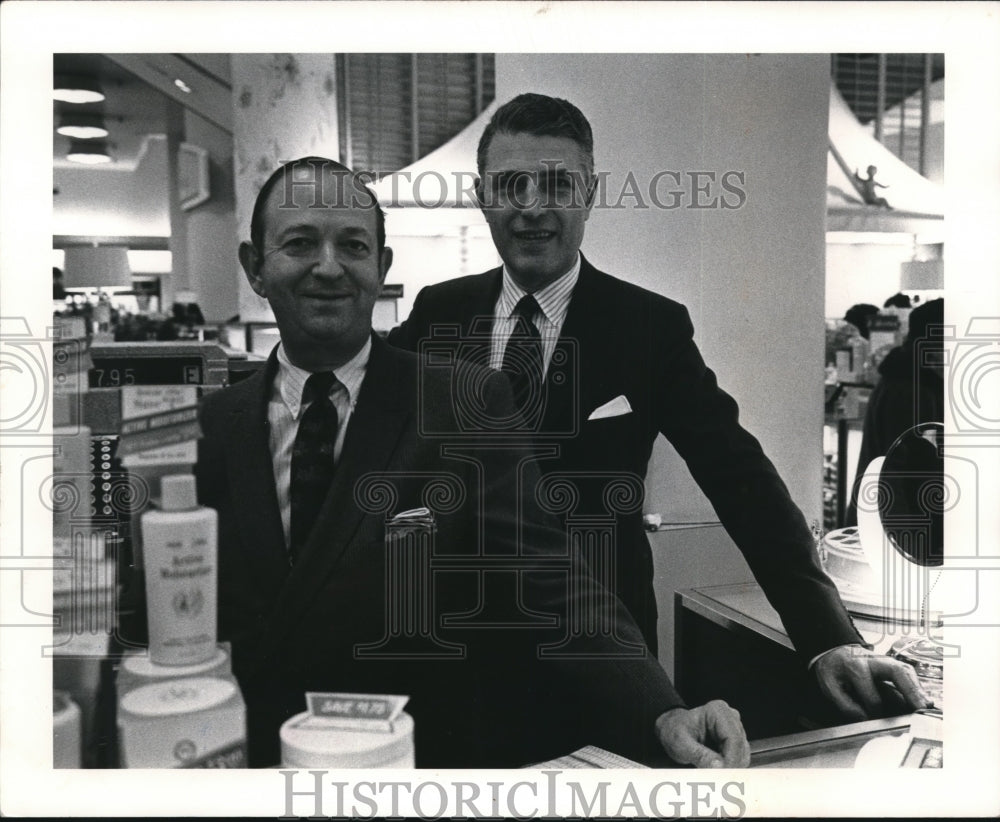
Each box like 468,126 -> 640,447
388,93 -> 931,721
198,156 -> 751,768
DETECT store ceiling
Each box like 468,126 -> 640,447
54,53 -> 166,170
53,54 -> 231,171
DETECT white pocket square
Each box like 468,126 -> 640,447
587,395 -> 633,420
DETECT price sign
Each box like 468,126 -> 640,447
119,385 -> 200,467
89,357 -> 204,387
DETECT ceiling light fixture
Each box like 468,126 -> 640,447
174,78 -> 192,94
53,75 -> 106,104
66,139 -> 112,165
56,112 -> 109,140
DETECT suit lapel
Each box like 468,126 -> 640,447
223,353 -> 291,596
542,256 -> 606,434
256,336 -> 414,655
461,267 -> 503,362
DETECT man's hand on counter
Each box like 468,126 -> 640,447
655,700 -> 750,768
813,645 -> 933,720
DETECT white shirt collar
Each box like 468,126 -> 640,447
275,337 -> 371,419
499,253 -> 581,325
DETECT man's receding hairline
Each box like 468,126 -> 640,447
480,128 -> 595,171
264,166 -> 375,203
255,163 -> 383,248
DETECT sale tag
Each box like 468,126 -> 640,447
300,692 -> 409,733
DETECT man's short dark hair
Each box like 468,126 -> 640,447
249,156 -> 386,256
906,298 -> 944,344
476,93 -> 595,179
883,292 -> 912,310
844,303 -> 880,340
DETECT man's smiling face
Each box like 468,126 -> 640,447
477,131 -> 595,292
240,165 -> 391,369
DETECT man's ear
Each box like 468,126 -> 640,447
238,242 -> 266,298
379,246 -> 393,284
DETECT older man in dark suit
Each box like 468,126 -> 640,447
387,93 -> 932,723
197,156 -> 751,769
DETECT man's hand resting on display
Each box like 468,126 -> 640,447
655,700 -> 750,768
814,645 -> 933,720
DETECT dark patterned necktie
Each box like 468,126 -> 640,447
500,294 -> 544,421
289,371 -> 340,564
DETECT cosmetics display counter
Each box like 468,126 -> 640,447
675,583 -> 942,742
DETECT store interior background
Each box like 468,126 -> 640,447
53,53 -> 944,674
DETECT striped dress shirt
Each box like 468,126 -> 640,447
268,339 -> 370,549
489,254 -> 581,377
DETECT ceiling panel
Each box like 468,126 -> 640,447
54,53 -> 170,170
53,53 -> 232,172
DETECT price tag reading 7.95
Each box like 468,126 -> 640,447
91,367 -> 136,387
89,357 -> 204,387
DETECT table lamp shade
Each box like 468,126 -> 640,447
62,246 -> 132,289
900,259 -> 943,290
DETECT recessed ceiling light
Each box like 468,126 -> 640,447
57,113 -> 109,140
54,75 -> 105,104
174,78 -> 192,94
67,139 -> 112,165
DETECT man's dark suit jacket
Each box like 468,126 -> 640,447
196,334 -> 682,768
388,256 -> 864,660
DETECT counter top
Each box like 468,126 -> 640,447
679,582 -> 930,657
749,714 -> 913,768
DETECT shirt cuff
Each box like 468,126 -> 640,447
808,643 -> 867,670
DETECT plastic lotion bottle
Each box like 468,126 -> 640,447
142,474 -> 217,666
